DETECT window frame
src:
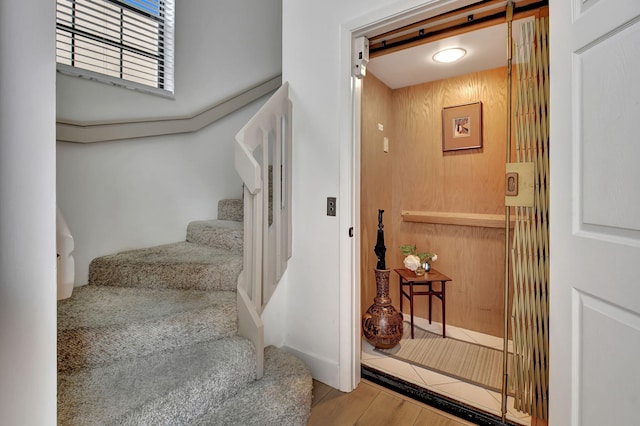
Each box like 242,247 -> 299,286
56,0 -> 175,98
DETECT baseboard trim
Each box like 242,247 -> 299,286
281,345 -> 341,390
361,365 -> 522,426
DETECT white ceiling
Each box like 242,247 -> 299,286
367,17 -> 533,89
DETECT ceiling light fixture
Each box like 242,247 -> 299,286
432,48 -> 467,63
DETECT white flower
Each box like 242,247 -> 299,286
431,254 -> 438,262
403,254 -> 421,271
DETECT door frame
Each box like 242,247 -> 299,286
339,0 -> 502,391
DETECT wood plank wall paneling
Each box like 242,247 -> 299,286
360,74 -> 394,317
361,67 -> 511,338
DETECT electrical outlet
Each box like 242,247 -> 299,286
327,197 -> 337,216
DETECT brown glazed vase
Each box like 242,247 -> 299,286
362,269 -> 403,349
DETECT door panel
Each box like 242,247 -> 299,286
550,0 -> 640,424
580,21 -> 640,237
576,292 -> 640,426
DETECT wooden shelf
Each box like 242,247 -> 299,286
401,210 -> 515,229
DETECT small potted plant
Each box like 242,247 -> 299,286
400,244 -> 437,276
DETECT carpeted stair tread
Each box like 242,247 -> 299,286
217,198 -> 244,222
58,285 -> 237,372
193,346 -> 312,426
58,197 -> 313,424
58,337 -> 257,426
89,241 -> 242,291
186,219 -> 243,252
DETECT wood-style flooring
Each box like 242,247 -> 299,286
308,379 -> 475,426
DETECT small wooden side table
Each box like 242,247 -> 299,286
394,268 -> 453,338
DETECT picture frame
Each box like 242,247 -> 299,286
442,101 -> 483,152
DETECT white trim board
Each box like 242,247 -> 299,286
56,75 -> 282,143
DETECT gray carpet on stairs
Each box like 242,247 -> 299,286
59,200 -> 312,425
186,219 -> 243,252
58,286 -> 237,372
89,242 -> 242,291
193,346 -> 312,426
217,198 -> 244,222
58,337 -> 257,425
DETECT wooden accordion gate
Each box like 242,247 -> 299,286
507,14 -> 550,421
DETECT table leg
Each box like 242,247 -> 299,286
441,281 -> 446,338
410,281 -> 415,339
399,276 -> 403,313
428,282 -> 432,324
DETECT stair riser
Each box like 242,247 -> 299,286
89,259 -> 242,292
58,305 -> 238,372
118,357 -> 256,425
217,199 -> 244,222
186,221 -> 243,252
58,338 -> 257,426
193,346 -> 313,426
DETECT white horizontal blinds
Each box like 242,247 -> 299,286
56,0 -> 174,92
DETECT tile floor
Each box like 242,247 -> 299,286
361,314 -> 531,425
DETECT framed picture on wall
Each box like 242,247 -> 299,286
442,101 -> 483,151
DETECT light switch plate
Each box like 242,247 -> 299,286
327,197 -> 337,216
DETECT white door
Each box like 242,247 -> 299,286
549,0 -> 640,425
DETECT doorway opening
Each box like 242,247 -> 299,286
356,2 -> 549,424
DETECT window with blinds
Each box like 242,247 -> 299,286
56,0 -> 174,95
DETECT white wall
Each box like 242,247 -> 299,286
0,1 -> 57,424
57,0 -> 282,285
280,0 -> 399,390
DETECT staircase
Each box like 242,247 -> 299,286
57,199 -> 312,425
